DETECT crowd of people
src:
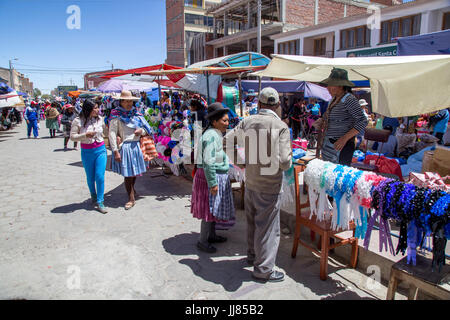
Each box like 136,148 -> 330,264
5,67 -> 448,284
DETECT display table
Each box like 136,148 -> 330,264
387,254 -> 450,300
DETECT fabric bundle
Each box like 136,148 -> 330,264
303,158 -> 450,270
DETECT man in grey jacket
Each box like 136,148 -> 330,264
225,87 -> 292,282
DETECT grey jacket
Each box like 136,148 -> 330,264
224,108 -> 292,194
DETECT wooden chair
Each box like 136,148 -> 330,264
386,254 -> 450,300
291,163 -> 359,281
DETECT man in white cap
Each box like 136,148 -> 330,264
225,87 -> 292,282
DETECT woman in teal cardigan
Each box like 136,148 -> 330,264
191,103 -> 235,253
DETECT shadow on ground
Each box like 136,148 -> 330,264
276,236 -> 378,299
162,232 -> 253,292
50,199 -> 93,214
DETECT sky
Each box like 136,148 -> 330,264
0,0 -> 167,94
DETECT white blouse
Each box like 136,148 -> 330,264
70,116 -> 108,144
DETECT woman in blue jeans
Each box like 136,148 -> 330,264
70,99 -> 108,214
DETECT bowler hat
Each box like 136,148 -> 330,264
320,68 -> 355,87
205,102 -> 229,120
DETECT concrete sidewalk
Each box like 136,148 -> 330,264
0,124 -> 405,300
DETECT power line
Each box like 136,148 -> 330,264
13,63 -> 112,70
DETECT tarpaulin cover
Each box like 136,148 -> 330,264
240,80 -> 332,101
397,29 -> 450,56
97,79 -> 158,93
252,54 -> 450,117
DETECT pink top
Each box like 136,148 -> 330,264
81,141 -> 105,149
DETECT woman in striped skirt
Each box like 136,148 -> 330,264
191,102 -> 235,253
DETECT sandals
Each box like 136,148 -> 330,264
124,201 -> 135,210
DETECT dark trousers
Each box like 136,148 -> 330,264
292,121 -> 301,139
338,138 -> 356,166
435,132 -> 444,145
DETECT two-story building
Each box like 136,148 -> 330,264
195,0 -> 393,62
271,0 -> 450,58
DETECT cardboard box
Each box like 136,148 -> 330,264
421,151 -> 434,173
431,146 -> 450,177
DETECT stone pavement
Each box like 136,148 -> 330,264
0,123 -> 405,300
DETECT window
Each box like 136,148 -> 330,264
340,25 -> 371,50
380,14 -> 421,44
314,38 -> 326,56
381,21 -> 389,44
443,12 -> 450,30
184,0 -> 203,8
402,17 -> 412,37
203,16 -> 213,27
356,27 -> 364,47
278,40 -> 300,55
185,13 -> 204,25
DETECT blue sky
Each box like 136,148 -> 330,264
0,0 -> 167,93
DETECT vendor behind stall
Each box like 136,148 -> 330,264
372,125 -> 398,158
315,68 -> 368,165
428,108 -> 449,145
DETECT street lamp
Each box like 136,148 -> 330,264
9,58 -> 18,90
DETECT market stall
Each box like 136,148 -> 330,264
252,54 -> 450,117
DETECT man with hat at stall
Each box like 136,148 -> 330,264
225,87 -> 292,282
24,101 -> 40,139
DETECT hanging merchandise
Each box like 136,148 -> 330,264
303,158 -> 450,270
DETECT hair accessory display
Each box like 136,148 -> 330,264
303,158 -> 449,269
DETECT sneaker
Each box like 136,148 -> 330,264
252,271 -> 285,283
95,202 -> 108,214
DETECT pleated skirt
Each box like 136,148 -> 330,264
46,118 -> 59,130
191,168 -> 235,223
111,141 -> 147,177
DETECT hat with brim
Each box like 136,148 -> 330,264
205,102 -> 229,120
359,99 -> 368,106
117,90 -> 140,100
320,68 -> 355,87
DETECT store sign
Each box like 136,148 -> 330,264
347,45 -> 397,57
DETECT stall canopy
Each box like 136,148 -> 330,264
0,90 -> 24,108
141,66 -> 267,101
397,29 -> 450,56
189,52 -> 270,68
252,54 -> 450,117
97,64 -> 183,79
97,79 -> 158,93
241,80 -> 332,101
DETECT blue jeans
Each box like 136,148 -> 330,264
27,120 -> 38,137
81,145 -> 107,204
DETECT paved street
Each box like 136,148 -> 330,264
0,123 -> 396,300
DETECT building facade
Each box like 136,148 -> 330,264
271,0 -> 450,58
0,67 -> 34,97
166,0 -> 224,67
199,0 -> 383,61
